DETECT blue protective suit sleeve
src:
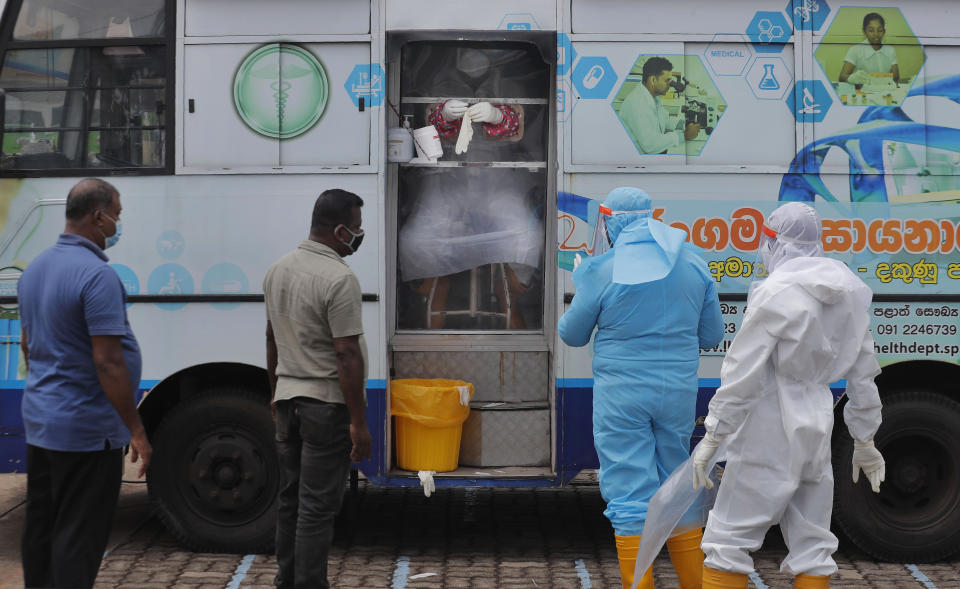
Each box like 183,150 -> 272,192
558,266 -> 601,348
698,279 -> 724,350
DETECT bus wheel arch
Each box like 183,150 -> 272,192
138,362 -> 271,437
831,360 -> 960,562
140,363 -> 277,553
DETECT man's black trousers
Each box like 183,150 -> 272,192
274,398 -> 352,589
22,443 -> 123,589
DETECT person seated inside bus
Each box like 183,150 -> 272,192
396,45 -> 545,330
838,12 -> 900,86
619,56 -> 699,155
398,168 -> 544,330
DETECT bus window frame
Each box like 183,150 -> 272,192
0,0 -> 175,177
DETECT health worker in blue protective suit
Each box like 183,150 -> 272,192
559,187 -> 724,589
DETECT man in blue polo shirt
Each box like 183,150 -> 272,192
18,177 -> 152,589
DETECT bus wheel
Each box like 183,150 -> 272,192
833,391 -> 960,562
148,389 -> 278,553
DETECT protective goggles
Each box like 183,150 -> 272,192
590,205 -> 652,256
760,223 -> 820,244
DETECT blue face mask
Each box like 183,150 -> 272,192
99,212 -> 122,249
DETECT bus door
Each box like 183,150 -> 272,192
387,34 -> 557,481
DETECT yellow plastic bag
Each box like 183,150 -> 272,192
391,378 -> 474,472
390,378 -> 473,427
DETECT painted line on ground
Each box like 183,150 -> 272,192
749,571 -> 770,589
392,555 -> 410,589
225,554 -> 256,589
575,558 -> 592,588
906,564 -> 939,589
0,499 -> 25,520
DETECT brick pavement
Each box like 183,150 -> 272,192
39,482 -> 959,588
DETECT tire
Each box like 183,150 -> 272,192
148,389 -> 279,553
833,391 -> 960,562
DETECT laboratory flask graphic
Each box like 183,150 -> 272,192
758,63 -> 780,90
233,44 -> 329,139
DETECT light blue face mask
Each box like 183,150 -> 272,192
99,212 -> 122,249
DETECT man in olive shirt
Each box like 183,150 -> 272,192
264,189 -> 372,589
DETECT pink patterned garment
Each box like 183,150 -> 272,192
428,100 -> 521,139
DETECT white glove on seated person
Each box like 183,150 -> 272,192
692,432 -> 722,490
466,101 -> 503,124
852,439 -> 885,493
442,99 -> 468,121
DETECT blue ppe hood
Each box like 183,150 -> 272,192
603,187 -> 653,243
613,217 -> 688,285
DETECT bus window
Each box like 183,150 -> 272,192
12,0 -> 165,41
0,0 -> 169,173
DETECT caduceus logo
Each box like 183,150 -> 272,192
233,44 -> 329,139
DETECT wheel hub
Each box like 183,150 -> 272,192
892,457 -> 926,494
190,435 -> 266,510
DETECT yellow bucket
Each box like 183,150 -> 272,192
391,378 -> 474,472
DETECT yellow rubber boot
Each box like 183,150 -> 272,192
614,534 -> 654,589
666,528 -> 705,588
702,565 -> 749,589
794,574 -> 830,588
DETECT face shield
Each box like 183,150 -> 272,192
590,205 -> 652,257
456,49 -> 491,80
755,204 -> 824,276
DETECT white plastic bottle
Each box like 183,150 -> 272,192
387,116 -> 414,162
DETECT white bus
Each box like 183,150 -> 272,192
0,0 -> 958,562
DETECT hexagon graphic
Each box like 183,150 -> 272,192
704,34 -> 753,77
745,56 -> 793,101
572,56 -> 618,100
557,78 -> 577,123
498,13 -> 541,31
557,33 -> 577,77
786,80 -> 833,123
787,0 -> 831,32
344,63 -> 385,108
746,11 -> 792,53
611,54 -> 726,156
814,7 -> 924,108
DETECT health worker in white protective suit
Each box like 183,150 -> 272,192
691,202 -> 886,589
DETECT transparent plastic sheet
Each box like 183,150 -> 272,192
397,167 -> 545,281
630,438 -> 728,589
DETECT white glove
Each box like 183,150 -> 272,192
454,114 -> 474,155
692,433 -> 722,490
573,253 -> 582,270
466,101 -> 503,124
442,99 -> 468,121
418,470 -> 436,498
852,439 -> 885,493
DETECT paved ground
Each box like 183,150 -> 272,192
2,472 -> 960,588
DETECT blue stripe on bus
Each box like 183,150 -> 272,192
557,377 -> 848,389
